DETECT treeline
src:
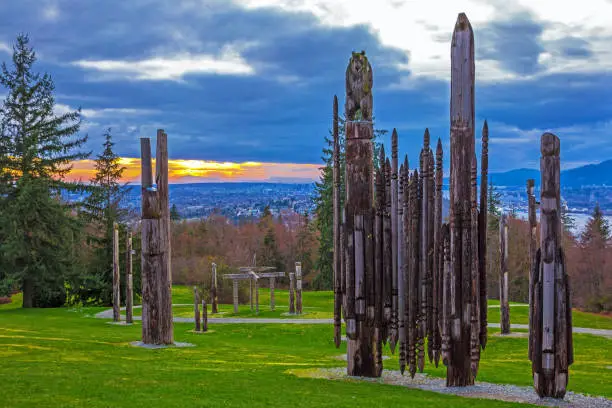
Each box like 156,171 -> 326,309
484,204 -> 611,312
171,207 -> 318,300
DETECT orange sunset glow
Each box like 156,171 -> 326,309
65,158 -> 322,183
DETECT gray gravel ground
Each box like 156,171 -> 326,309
314,368 -> 612,408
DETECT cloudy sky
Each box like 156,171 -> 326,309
1,0 -> 611,182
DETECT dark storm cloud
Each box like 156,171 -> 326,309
476,12 -> 546,76
0,0 -> 610,172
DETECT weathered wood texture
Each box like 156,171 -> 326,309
443,12 -> 486,386
333,94 -> 342,348
529,133 -> 573,398
112,222 -> 120,322
527,178 -> 537,360
289,272 -> 296,314
211,262 -> 218,314
344,51 -> 379,378
202,296 -> 208,332
295,262 -> 303,314
126,230 -> 134,324
140,131 -> 174,345
332,16 -> 489,385
194,286 -> 201,332
232,279 -> 239,313
479,121 -> 489,348
499,213 -> 510,334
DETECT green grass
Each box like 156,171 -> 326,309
127,287 -> 612,330
1,290 -> 611,407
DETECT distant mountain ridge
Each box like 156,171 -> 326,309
441,159 -> 612,188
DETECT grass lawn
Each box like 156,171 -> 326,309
129,287 -> 612,331
1,292 -> 611,407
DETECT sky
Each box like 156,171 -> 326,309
1,0 -> 611,183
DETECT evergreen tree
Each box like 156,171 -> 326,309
487,178 -> 502,230
75,129 -> 128,305
0,34 -> 89,191
0,34 -> 89,307
312,113 -> 386,290
560,198 -> 576,235
581,203 -> 610,247
295,211 -> 316,277
0,176 -> 80,306
259,226 -> 284,271
170,204 -> 181,221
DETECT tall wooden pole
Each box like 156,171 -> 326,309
432,138 -> 443,366
527,178 -> 537,361
211,262 -> 218,314
344,51 -> 378,377
140,130 -> 173,345
529,133 -> 573,398
126,230 -> 133,324
446,12 -> 478,386
289,272 -> 295,314
499,213 -> 510,334
270,277 -> 276,311
194,286 -> 201,332
397,162 -> 407,374
295,262 -> 303,314
202,296 -> 208,332
232,279 -> 239,313
390,126 -> 399,353
333,94 -> 342,347
479,121 -> 489,349
112,222 -> 121,322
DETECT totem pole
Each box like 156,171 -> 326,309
529,133 -> 573,398
343,50 -> 380,377
140,130 -> 174,345
442,12 -> 488,386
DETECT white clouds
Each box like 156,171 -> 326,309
42,3 -> 60,22
231,0 -> 612,83
71,44 -> 256,82
0,42 -> 11,54
54,103 -> 158,119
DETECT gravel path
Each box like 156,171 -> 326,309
94,307 -> 612,337
300,368 -> 612,408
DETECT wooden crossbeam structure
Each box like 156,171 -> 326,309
223,264 -> 287,313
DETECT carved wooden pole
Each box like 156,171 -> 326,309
527,178 -> 537,360
232,279 -> 239,313
374,153 -> 385,372
432,138 -> 443,366
419,130 -> 431,370
408,169 -> 420,378
194,286 -> 201,332
499,213 -> 510,334
202,296 -> 208,332
295,262 -> 303,314
445,13 -> 479,386
390,127 -> 399,353
126,230 -> 133,324
479,121 -> 489,348
289,272 -> 295,314
344,51 -> 379,377
255,275 -> 260,315
470,153 -> 481,377
211,262 -> 218,314
383,157 -> 393,345
397,162 -> 407,374
270,277 -> 276,311
112,222 -> 121,322
140,130 -> 173,345
333,94 -> 342,347
529,133 -> 573,398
